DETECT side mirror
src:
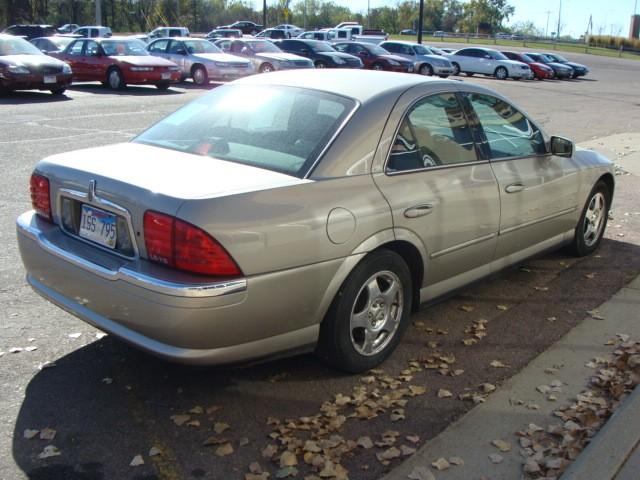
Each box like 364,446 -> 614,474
550,136 -> 573,157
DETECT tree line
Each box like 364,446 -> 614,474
1,0 -> 516,35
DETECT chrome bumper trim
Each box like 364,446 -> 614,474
17,211 -> 247,298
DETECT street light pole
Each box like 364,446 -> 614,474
263,0 -> 267,29
556,0 -> 562,39
417,0 -> 424,44
95,0 -> 102,25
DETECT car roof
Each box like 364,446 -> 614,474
234,69 -> 448,104
381,40 -> 417,45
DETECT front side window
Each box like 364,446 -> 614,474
387,93 -> 477,172
467,93 -> 546,159
67,40 -> 84,56
134,85 -> 356,178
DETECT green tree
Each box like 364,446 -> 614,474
460,0 -> 515,33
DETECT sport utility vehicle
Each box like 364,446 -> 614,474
72,26 -> 113,38
149,27 -> 190,39
2,24 -> 56,40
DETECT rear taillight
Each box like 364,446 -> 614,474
30,173 -> 51,221
143,210 -> 241,277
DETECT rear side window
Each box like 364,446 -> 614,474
149,39 -> 169,53
387,93 -> 477,172
467,93 -> 546,159
134,85 -> 357,177
68,40 -> 84,55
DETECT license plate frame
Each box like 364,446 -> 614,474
79,204 -> 117,250
44,75 -> 57,84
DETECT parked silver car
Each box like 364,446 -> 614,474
147,38 -> 253,85
445,47 -> 533,80
213,38 -> 313,73
379,40 -> 453,77
17,70 -> 613,372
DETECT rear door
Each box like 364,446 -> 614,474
463,89 -> 580,262
372,86 -> 500,299
165,40 -> 187,71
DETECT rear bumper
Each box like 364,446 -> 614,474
16,211 -> 334,365
0,72 -> 72,90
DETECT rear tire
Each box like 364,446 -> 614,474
567,180 -> 611,257
465,72 -> 474,77
50,87 -> 66,95
372,62 -> 384,71
316,249 -> 412,373
451,62 -> 460,75
314,60 -> 327,69
259,63 -> 274,73
156,82 -> 171,90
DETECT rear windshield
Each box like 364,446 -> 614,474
134,85 -> 357,177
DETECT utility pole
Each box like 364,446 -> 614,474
304,0 -> 307,30
545,10 -> 551,37
263,0 -> 267,29
556,0 -> 562,39
367,0 -> 370,28
417,0 -> 424,44
95,0 -> 102,25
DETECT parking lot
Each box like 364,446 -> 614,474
1,49 -> 640,480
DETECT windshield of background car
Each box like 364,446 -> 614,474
429,47 -> 445,55
552,54 -> 568,62
413,45 -> 432,55
51,37 -> 74,49
0,37 -> 43,55
310,41 -> 335,52
102,40 -> 149,56
367,44 -> 390,55
133,85 -> 357,177
488,50 -> 508,60
540,54 -> 556,62
184,40 -> 220,54
247,41 -> 281,53
519,53 -> 534,62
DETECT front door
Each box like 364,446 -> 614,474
372,86 -> 500,300
82,40 -> 109,82
463,90 -> 580,262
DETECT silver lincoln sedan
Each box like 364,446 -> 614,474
147,37 -> 254,85
17,70 -> 613,372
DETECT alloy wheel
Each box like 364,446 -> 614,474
583,192 -> 606,248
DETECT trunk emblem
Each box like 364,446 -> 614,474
88,180 -> 96,202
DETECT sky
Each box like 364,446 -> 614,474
290,0 -> 639,38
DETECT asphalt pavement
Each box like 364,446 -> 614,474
1,52 -> 640,480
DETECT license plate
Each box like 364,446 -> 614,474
79,205 -> 117,249
44,75 -> 56,84
161,72 -> 171,80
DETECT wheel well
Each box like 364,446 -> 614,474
376,241 -> 424,312
598,173 -> 615,198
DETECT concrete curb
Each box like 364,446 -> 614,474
561,385 -> 640,479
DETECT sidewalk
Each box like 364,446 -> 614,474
383,275 -> 640,480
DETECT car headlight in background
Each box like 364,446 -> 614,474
130,66 -> 153,72
62,63 -> 72,74
213,61 -> 230,67
8,65 -> 30,74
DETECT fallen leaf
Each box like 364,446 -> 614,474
206,405 -> 221,415
377,447 -> 401,462
239,437 -> 249,447
214,422 -> 230,434
488,453 -> 504,464
492,439 -> 511,452
437,389 -> 453,399
95,332 -> 107,339
431,457 -> 450,471
279,451 -> 298,467
497,305 -> 509,311
406,435 -> 420,444
390,409 -> 405,421
449,456 -> 464,466
189,406 -> 204,414
68,332 -> 82,339
130,454 -> 144,466
37,445 -> 61,459
39,428 -> 56,440
462,338 -> 477,346
584,273 -> 596,279
275,467 -> 298,478
460,305 -> 474,312
357,436 -> 374,449
186,420 -> 200,427
215,443 -> 234,457
9,347 -> 23,353
409,385 -> 426,396
149,446 -> 162,457
203,436 -> 228,446
38,361 -> 56,370
23,429 -> 39,439
303,440 -> 321,453
400,445 -> 416,456
170,415 -> 191,426
407,466 -> 436,480
587,309 -> 605,320
24,346 -> 37,352
480,383 -> 496,393
262,444 -> 278,459
102,377 -> 113,385
490,360 -> 507,368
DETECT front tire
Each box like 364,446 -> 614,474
156,82 -> 171,90
259,63 -> 274,73
316,249 -> 412,373
106,67 -> 124,90
567,180 -> 611,257
495,66 -> 508,80
372,62 -> 384,71
419,63 -> 433,76
191,65 -> 208,86
451,62 -> 460,75
314,60 -> 326,69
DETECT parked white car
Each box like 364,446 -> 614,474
275,24 -> 304,38
72,26 -> 112,38
297,30 -> 334,41
445,47 -> 533,80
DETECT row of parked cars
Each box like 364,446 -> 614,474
0,27 -> 589,96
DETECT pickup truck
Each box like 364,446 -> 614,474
328,25 -> 388,44
217,21 -> 264,35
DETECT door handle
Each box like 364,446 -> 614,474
505,183 -> 525,193
404,204 -> 434,218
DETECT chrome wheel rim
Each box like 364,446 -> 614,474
452,63 -> 459,75
108,70 -> 120,88
420,65 -> 431,75
583,192 -> 606,247
316,62 -> 325,69
373,64 -> 383,70
261,64 -> 273,72
193,68 -> 206,85
349,271 -> 403,357
496,68 -> 507,79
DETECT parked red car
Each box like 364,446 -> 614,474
333,41 -> 414,73
501,51 -> 554,80
52,37 -> 181,90
0,34 -> 72,94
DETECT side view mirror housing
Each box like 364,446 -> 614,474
550,136 -> 573,157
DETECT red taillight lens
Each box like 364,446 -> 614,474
143,210 -> 241,277
30,173 -> 51,221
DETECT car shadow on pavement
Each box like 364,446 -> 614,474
67,83 -> 184,96
0,91 -> 73,105
10,237 -> 640,480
